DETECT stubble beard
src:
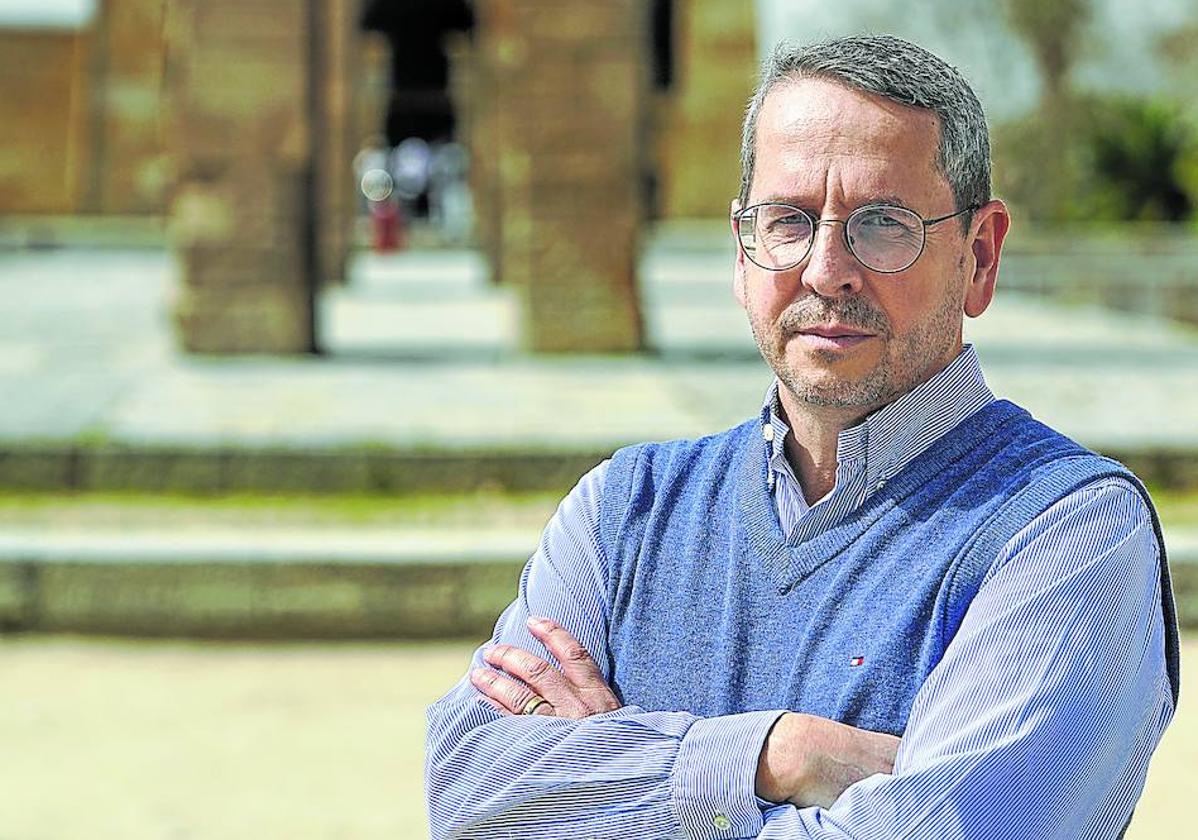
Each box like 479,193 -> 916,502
751,284 -> 964,411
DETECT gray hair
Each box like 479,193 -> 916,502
738,34 -> 991,216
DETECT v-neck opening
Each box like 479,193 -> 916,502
738,400 -> 1029,592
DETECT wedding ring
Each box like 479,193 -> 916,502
521,696 -> 549,715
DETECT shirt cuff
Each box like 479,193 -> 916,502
671,709 -> 786,840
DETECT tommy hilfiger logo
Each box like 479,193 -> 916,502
849,656 -> 865,667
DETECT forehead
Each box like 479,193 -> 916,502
751,77 -> 949,207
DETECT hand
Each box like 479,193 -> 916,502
756,712 -> 900,808
470,616 -> 621,719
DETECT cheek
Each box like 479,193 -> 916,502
745,274 -> 796,318
874,269 -> 956,336
885,288 -> 964,352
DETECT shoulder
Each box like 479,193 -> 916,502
551,417 -> 760,547
552,418 -> 760,543
937,418 -> 1163,627
593,419 -> 760,567
996,475 -> 1158,571
971,403 -> 1151,510
605,419 -> 760,488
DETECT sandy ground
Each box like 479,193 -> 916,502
1,636 -> 1194,839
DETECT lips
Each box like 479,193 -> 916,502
799,324 -> 874,339
793,323 -> 876,350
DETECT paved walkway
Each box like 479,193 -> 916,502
3,236 -> 1197,454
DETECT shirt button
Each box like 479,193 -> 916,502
712,813 -> 732,831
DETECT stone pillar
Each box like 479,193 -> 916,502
476,0 -> 648,353
89,0 -> 169,215
313,0 -> 358,289
164,0 -> 321,354
655,0 -> 756,219
447,31 -> 500,282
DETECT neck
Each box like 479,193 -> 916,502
775,342 -> 967,503
777,393 -> 873,505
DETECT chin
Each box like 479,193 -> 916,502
781,366 -> 895,410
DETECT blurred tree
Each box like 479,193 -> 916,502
1155,12 -> 1198,214
997,0 -> 1092,221
1074,97 -> 1195,222
997,95 -> 1197,224
1002,0 -> 1092,111
995,0 -> 1198,225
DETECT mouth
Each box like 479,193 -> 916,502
793,324 -> 877,351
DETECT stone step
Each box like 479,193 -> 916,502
2,527 -> 1196,639
5,443 -> 1197,496
0,529 -> 536,640
0,445 -> 614,495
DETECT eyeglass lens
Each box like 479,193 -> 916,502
739,204 -> 926,273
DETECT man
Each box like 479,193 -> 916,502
426,34 -> 1179,839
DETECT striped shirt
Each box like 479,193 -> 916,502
425,346 -> 1173,839
763,346 -> 994,542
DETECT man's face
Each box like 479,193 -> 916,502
733,78 -> 990,415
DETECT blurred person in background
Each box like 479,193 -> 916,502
360,0 -> 473,233
426,34 -> 1179,839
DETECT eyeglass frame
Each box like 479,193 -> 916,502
732,201 -> 980,275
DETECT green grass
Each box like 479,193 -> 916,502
0,490 -> 562,530
1149,487 -> 1198,529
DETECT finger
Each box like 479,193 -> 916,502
475,688 -> 513,716
470,667 -> 553,717
482,644 -> 587,718
527,617 -> 620,712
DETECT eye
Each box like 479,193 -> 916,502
857,209 -> 905,229
853,207 -> 921,241
774,212 -> 807,226
759,207 -> 811,236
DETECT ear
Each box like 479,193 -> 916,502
731,198 -> 748,308
963,199 -> 1010,318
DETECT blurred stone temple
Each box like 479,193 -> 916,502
0,0 -> 756,354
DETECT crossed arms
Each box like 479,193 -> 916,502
425,465 -> 1173,839
473,616 -> 900,808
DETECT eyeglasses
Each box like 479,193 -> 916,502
734,202 -> 978,274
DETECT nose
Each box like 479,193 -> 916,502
799,220 -> 866,298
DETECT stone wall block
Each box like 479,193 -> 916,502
655,0 -> 756,218
518,208 -> 641,352
169,164 -> 307,248
0,30 -> 89,214
192,2 -> 306,46
179,245 -> 305,291
500,0 -> 640,42
94,0 -> 169,214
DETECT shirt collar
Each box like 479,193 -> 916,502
761,344 -> 995,491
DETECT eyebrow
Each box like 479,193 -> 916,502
753,194 -> 913,210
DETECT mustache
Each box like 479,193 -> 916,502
779,296 -> 890,335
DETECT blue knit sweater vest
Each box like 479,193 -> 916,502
598,400 -> 1179,734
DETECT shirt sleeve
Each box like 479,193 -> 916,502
425,460 -> 785,840
752,477 -> 1175,839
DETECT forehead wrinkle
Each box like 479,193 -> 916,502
751,79 -> 948,211
756,148 -> 922,211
